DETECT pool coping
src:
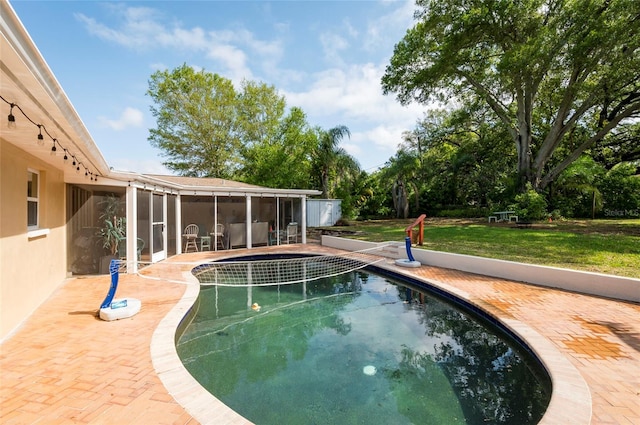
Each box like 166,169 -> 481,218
150,248 -> 592,425
151,271 -> 252,425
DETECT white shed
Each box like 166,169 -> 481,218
306,199 -> 342,227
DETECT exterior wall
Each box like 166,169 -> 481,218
306,199 -> 342,227
1,139 -> 67,341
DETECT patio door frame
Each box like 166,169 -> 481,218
150,192 -> 167,263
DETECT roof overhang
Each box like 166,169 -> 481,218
0,0 -> 110,181
108,171 -> 322,198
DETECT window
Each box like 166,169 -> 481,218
27,170 -> 39,229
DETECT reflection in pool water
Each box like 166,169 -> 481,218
177,267 -> 551,424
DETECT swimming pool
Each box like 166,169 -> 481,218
177,259 -> 551,424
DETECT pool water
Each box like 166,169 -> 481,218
177,269 -> 551,424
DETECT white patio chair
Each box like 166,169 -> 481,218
183,224 -> 199,252
286,222 -> 298,244
212,223 -> 225,250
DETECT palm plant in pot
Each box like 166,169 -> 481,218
97,194 -> 126,273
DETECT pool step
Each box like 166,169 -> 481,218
380,242 -> 404,258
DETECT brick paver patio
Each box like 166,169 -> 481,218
1,245 -> 638,424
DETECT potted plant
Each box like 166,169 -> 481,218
97,194 -> 126,273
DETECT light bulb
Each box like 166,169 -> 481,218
7,104 -> 16,129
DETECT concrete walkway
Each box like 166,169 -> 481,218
1,246 -> 638,424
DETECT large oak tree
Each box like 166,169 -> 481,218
382,0 -> 640,191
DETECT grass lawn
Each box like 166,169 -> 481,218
314,218 -> 640,279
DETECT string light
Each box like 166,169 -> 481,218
7,103 -> 16,128
37,124 -> 44,145
1,95 -> 99,180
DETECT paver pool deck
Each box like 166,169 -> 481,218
1,244 -> 639,424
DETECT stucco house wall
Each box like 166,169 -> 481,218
1,139 -> 67,339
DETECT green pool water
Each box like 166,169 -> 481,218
177,268 -> 550,424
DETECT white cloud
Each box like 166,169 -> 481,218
149,62 -> 167,72
75,5 -> 285,85
75,5 -> 165,50
342,18 -> 359,39
346,125 -> 410,170
283,58 -> 427,170
205,43 -> 253,83
163,26 -> 208,50
363,0 -> 416,54
320,32 -> 349,65
342,142 -> 362,157
356,125 -> 407,151
284,63 -> 423,128
235,28 -> 283,59
100,107 -> 144,131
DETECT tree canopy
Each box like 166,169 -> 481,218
382,0 -> 640,191
147,64 -> 241,178
238,106 -> 318,189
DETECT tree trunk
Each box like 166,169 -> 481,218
515,83 -> 535,191
321,169 -> 330,198
392,180 -> 409,219
410,181 -> 420,212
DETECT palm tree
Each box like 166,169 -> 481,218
553,156 -> 604,218
313,125 -> 353,198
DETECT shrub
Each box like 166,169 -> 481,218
512,184 -> 548,220
599,163 -> 640,215
549,209 -> 564,221
334,217 -> 351,226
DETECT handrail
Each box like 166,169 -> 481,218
405,214 -> 426,246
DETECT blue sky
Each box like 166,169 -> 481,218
10,0 -> 426,174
